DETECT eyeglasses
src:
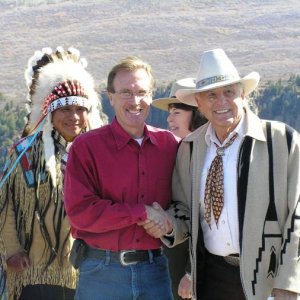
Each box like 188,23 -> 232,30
114,90 -> 151,100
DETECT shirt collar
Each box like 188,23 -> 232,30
110,118 -> 158,150
205,110 -> 246,147
184,106 -> 266,144
52,129 -> 72,151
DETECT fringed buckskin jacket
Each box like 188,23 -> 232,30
164,108 -> 300,299
0,131 -> 77,300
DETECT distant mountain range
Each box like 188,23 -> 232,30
0,0 -> 299,104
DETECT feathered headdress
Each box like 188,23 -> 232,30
23,46 -> 108,185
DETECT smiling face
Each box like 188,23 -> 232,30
195,83 -> 244,142
51,106 -> 88,142
108,68 -> 152,138
167,107 -> 193,139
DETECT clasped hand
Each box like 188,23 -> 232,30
271,288 -> 299,300
138,202 -> 173,238
6,251 -> 31,272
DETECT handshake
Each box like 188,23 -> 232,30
138,202 -> 173,238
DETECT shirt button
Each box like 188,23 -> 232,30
226,242 -> 231,246
222,220 -> 225,224
136,239 -> 140,243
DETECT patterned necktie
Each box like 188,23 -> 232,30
204,133 -> 238,228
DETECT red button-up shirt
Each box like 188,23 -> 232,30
64,119 -> 178,251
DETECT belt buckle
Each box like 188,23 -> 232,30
223,255 -> 240,266
120,250 -> 138,266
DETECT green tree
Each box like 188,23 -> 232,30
256,74 -> 300,130
1,75 -> 299,171
0,102 -> 27,170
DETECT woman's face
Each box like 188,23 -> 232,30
167,107 -> 193,139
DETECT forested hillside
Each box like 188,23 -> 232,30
1,75 -> 299,169
256,75 -> 300,127
0,0 -> 299,169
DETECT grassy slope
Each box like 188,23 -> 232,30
0,0 -> 299,103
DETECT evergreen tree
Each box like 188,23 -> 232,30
0,75 -> 299,171
0,102 -> 27,170
256,74 -> 300,129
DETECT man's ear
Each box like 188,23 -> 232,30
195,94 -> 202,109
241,90 -> 245,99
239,84 -> 245,99
107,92 -> 113,105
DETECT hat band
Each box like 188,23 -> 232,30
47,96 -> 91,113
196,74 -> 240,89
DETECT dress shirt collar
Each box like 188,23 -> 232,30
204,110 -> 246,147
184,106 -> 267,144
110,118 -> 158,150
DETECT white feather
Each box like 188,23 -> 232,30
42,47 -> 52,55
68,47 -> 80,59
42,116 -> 57,187
56,46 -> 64,53
24,50 -> 45,87
80,57 -> 88,68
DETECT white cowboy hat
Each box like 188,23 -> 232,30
175,48 -> 260,106
152,77 -> 196,111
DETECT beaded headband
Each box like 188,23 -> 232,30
42,80 -> 90,114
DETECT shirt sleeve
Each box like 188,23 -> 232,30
161,142 -> 190,247
0,200 -> 24,259
0,157 -> 25,259
273,129 -> 300,294
64,142 -> 147,234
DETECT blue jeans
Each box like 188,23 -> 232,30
75,251 -> 173,300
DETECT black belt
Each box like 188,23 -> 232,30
223,253 -> 240,266
85,247 -> 163,266
206,250 -> 240,267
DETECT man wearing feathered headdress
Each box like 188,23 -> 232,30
0,46 -> 108,300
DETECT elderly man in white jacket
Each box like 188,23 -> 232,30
147,49 -> 300,300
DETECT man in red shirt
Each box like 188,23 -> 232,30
64,56 -> 179,300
